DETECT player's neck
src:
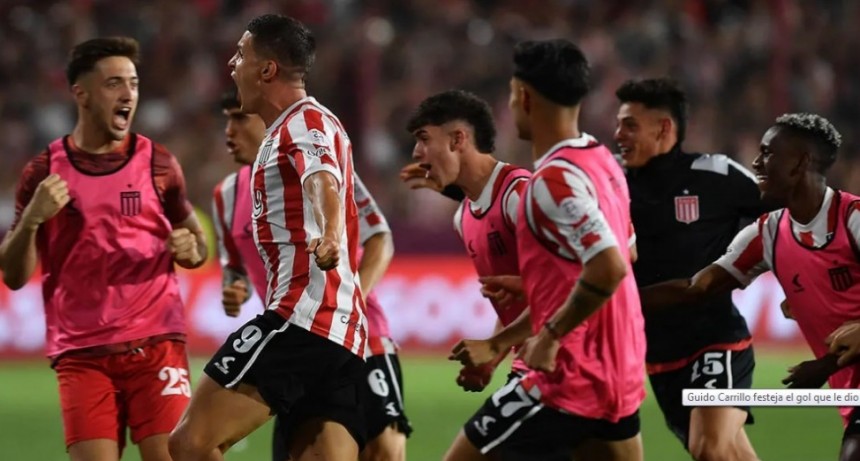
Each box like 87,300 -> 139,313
71,122 -> 124,154
787,177 -> 827,225
456,153 -> 499,201
259,86 -> 308,128
530,106 -> 581,162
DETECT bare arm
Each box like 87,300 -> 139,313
547,247 -> 628,336
304,171 -> 343,270
0,220 -> 40,290
1,174 -> 69,289
639,263 -> 741,313
358,231 -> 394,296
520,247 -> 629,372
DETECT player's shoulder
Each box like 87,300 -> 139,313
280,105 -> 338,146
753,209 -> 783,235
689,152 -> 756,182
214,171 -> 240,196
20,149 -> 51,184
148,137 -> 178,161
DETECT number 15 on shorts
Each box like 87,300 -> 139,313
691,351 -> 728,389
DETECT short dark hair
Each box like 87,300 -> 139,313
774,113 -> 842,173
615,78 -> 689,143
66,37 -> 140,85
512,39 -> 590,107
247,14 -> 316,75
220,88 -> 240,111
406,90 -> 496,153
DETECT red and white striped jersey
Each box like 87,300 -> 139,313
251,96 -> 366,357
716,187 -> 860,286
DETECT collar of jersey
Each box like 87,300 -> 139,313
265,96 -> 317,137
534,133 -> 597,169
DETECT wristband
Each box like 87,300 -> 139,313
544,320 -> 562,340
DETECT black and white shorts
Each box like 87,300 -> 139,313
203,310 -> 367,449
843,407 -> 860,440
270,337 -> 412,461
649,346 -> 755,447
363,338 -> 413,440
463,375 -> 640,460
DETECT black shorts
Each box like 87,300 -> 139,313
844,407 -> 860,439
271,343 -> 413,461
463,375 -> 640,460
363,347 -> 413,440
649,346 -> 755,448
203,310 -> 366,450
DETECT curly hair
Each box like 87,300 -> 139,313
406,90 -> 496,153
775,113 -> 842,173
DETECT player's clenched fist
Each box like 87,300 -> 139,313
222,279 -> 248,317
307,235 -> 339,271
22,174 -> 70,229
450,338 -> 500,368
456,364 -> 494,392
518,330 -> 560,373
168,228 -> 202,267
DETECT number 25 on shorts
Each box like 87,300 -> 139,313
159,366 -> 191,397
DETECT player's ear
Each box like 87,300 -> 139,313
71,83 -> 88,107
449,129 -> 465,151
261,60 -> 277,82
658,117 -> 672,140
795,150 -> 812,175
521,86 -> 531,114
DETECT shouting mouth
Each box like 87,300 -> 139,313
113,107 -> 132,130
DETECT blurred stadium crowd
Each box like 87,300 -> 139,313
1,0 -> 859,252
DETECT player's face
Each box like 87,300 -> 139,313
229,32 -> 265,115
411,125 -> 460,187
508,78 -> 531,141
614,102 -> 666,168
75,56 -> 139,141
752,126 -> 806,202
223,108 -> 266,165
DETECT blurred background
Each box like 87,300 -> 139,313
0,0 -> 856,460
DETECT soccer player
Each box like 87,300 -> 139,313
401,89 -> 533,392
212,90 -> 411,461
615,78 -> 763,460
0,37 -> 207,461
640,113 -> 860,461
168,15 -> 367,461
445,39 -> 646,461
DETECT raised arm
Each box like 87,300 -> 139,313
1,169 -> 68,289
212,178 -> 250,317
354,174 -> 394,295
304,171 -> 343,271
158,148 -> 207,269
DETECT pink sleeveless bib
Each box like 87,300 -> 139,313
774,190 -> 860,424
460,164 -> 531,371
42,134 -> 185,357
518,143 -> 646,421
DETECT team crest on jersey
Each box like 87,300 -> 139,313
674,195 -> 700,224
258,138 -> 275,164
120,191 -> 141,216
829,266 -> 854,292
